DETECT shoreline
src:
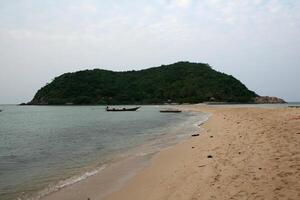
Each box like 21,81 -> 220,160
41,105 -> 299,200
33,110 -> 208,200
105,105 -> 300,200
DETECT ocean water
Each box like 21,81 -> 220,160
0,105 -> 208,200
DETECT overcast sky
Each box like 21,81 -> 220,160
0,0 -> 299,104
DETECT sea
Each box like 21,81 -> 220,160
0,105 -> 209,200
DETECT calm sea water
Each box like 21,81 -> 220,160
0,105 -> 208,200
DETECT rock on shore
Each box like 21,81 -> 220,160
255,96 -> 286,104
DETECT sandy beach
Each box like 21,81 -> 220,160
42,105 -> 300,200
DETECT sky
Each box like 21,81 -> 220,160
0,0 -> 299,104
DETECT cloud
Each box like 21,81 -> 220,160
175,0 -> 191,7
0,0 -> 300,103
69,3 -> 98,13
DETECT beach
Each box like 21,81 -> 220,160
42,105 -> 300,200
0,106 -> 206,200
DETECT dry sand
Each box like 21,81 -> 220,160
42,105 -> 300,200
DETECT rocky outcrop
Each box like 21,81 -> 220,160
255,96 -> 286,104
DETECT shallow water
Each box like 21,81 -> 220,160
0,105 -> 208,200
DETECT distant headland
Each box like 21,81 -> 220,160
22,61 -> 285,105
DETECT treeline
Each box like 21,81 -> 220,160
30,61 -> 257,105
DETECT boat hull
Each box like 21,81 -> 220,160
106,107 -> 140,112
159,110 -> 182,113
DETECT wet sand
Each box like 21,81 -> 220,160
42,105 -> 300,200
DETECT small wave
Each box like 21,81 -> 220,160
22,165 -> 106,200
56,166 -> 105,188
135,152 -> 150,157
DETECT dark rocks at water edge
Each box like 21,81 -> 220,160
289,106 -> 300,108
254,96 -> 286,104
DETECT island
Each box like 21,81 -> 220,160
26,62 -> 263,105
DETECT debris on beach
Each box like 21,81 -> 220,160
191,133 -> 200,137
207,155 -> 213,158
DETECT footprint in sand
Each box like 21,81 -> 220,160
229,190 -> 248,200
252,195 -> 265,200
277,171 -> 294,177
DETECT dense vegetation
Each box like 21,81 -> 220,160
29,62 -> 257,105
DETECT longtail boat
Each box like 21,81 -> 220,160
159,109 -> 182,113
106,106 -> 140,112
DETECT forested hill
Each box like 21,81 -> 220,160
29,62 -> 257,105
